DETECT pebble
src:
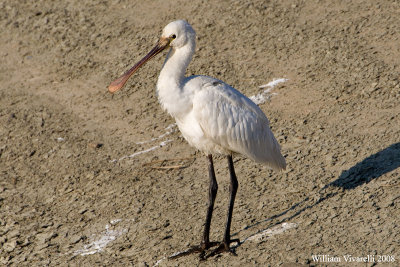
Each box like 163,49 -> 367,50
0,256 -> 11,265
78,208 -> 88,214
36,232 -> 57,244
3,240 -> 17,252
69,234 -> 84,245
7,229 -> 20,239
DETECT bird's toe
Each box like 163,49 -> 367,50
202,239 -> 240,259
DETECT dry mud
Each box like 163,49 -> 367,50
1,0 -> 399,266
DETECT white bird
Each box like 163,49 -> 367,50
109,20 -> 286,258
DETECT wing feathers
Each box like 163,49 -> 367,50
192,79 -> 286,170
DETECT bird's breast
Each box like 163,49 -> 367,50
175,111 -> 229,155
156,83 -> 192,118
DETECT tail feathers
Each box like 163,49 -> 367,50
250,146 -> 286,171
257,136 -> 286,171
266,151 -> 286,171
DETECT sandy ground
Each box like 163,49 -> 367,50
1,0 -> 399,266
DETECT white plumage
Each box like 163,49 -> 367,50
154,20 -> 286,170
109,20 -> 286,257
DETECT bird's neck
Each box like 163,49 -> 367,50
158,41 -> 195,88
156,40 -> 195,116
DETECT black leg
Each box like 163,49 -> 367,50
203,154 -> 240,258
168,154 -> 219,260
223,154 -> 239,248
168,154 -> 240,260
202,154 -> 218,247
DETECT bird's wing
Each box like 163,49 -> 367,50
191,77 -> 286,170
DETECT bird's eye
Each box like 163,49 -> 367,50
171,34 -> 176,39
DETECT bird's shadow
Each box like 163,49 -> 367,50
233,142 -> 400,245
327,142 -> 400,189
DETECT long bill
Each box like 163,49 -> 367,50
108,37 -> 171,93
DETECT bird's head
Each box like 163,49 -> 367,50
161,20 -> 196,49
108,20 -> 195,93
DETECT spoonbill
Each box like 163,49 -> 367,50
109,20 -> 286,257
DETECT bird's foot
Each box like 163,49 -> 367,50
202,239 -> 240,259
167,241 -> 219,260
168,239 -> 240,260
